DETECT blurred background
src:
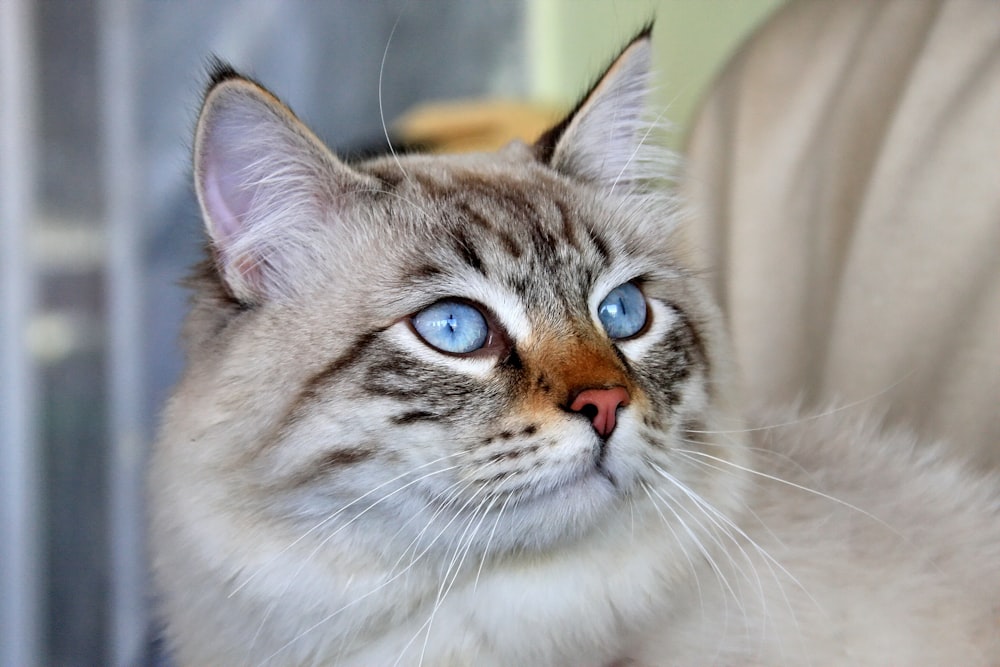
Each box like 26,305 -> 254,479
0,1 -> 781,664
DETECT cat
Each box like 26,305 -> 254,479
149,27 -> 1000,666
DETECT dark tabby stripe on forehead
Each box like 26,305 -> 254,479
403,263 -> 445,283
454,200 -> 525,259
451,228 -> 486,275
362,161 -> 407,190
554,198 -> 581,253
409,169 -> 628,275
419,171 -> 543,227
454,199 -> 494,231
582,222 -> 611,264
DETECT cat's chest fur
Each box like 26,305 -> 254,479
150,29 -> 1000,667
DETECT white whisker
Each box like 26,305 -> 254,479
652,461 -> 818,652
666,455 -> 816,663
378,7 -> 413,187
401,477 -> 483,575
647,476 -> 757,618
390,485 -> 490,667
674,449 -> 904,539
608,103 -> 673,201
474,491 -> 513,592
643,482 -> 741,615
230,452 -> 463,597
673,444 -> 792,550
416,491 -> 498,666
640,482 -> 705,614
320,481 -> 482,663
688,375 -> 916,437
681,434 -> 814,478
252,465 -> 466,666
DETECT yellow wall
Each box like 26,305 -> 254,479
528,0 -> 785,148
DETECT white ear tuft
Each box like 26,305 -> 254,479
194,73 -> 359,304
539,29 -> 667,192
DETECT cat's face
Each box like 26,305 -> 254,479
248,154 -> 718,555
158,35 -> 742,585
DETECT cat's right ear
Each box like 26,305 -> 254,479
193,64 -> 362,305
534,26 -> 659,193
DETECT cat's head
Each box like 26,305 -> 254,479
166,29 -> 744,565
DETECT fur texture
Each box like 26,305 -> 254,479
150,31 -> 1000,666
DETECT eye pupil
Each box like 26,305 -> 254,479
598,282 -> 647,339
412,300 -> 488,354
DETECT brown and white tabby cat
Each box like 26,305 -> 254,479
150,28 -> 1000,666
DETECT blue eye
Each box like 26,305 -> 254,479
598,282 -> 647,339
412,300 -> 489,354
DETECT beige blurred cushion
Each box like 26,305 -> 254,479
396,100 -> 561,154
681,0 -> 1000,465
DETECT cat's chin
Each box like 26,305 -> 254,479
494,468 -> 626,552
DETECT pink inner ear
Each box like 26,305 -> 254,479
194,81 -> 355,302
201,159 -> 242,244
200,129 -> 261,246
198,129 -> 269,298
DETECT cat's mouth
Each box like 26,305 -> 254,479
520,454 -> 621,507
593,438 -> 618,486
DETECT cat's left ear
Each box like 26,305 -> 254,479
535,26 -> 657,190
193,64 -> 369,305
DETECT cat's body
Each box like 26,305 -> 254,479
150,31 -> 1000,666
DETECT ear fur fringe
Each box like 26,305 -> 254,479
193,69 -> 362,304
536,24 -> 673,195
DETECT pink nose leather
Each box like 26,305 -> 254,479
569,386 -> 630,438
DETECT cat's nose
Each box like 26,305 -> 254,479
569,386 -> 630,438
